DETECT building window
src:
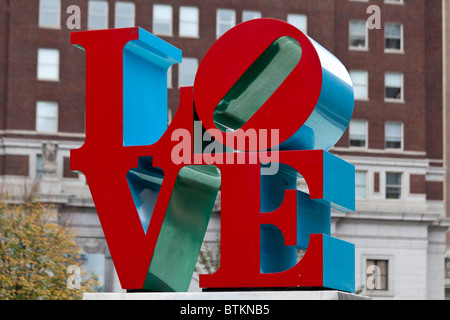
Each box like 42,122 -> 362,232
366,259 -> 388,290
168,108 -> 173,125
386,172 -> 402,199
350,70 -> 368,100
349,120 -> 367,148
355,171 -> 367,199
385,122 -> 402,149
179,6 -> 199,38
153,4 -> 173,36
178,58 -> 198,87
37,48 -> 60,81
81,253 -> 106,292
385,23 -> 403,52
349,20 -> 368,50
242,10 -> 261,22
287,14 -> 307,34
39,0 -> 61,28
36,155 -> 44,180
216,9 -> 236,38
167,66 -> 172,89
115,2 -> 135,28
88,0 -> 108,30
36,101 -> 58,133
385,72 -> 403,101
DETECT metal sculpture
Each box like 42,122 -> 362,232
71,18 -> 355,292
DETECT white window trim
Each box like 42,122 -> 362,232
36,101 -> 59,133
349,19 -> 369,51
385,0 -> 404,5
153,4 -> 173,36
384,72 -> 404,103
167,66 -> 173,89
385,171 -> 403,200
88,0 -> 109,30
287,13 -> 307,34
178,57 -> 198,88
242,10 -> 261,22
37,48 -> 60,82
179,6 -> 199,38
349,120 -> 368,149
35,154 -> 45,180
350,70 -> 369,101
115,2 -> 135,28
39,0 -> 61,29
216,9 -> 236,38
355,171 -> 368,199
168,108 -> 173,125
362,255 -> 394,298
384,22 -> 404,54
385,121 -> 404,151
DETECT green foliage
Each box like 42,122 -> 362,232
0,195 -> 99,300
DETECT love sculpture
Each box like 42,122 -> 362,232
71,19 -> 355,292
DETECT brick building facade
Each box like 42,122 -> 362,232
0,0 -> 449,299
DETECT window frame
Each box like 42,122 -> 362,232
153,4 -> 173,36
115,1 -> 135,28
88,0 -> 109,30
363,255 -> 394,297
178,57 -> 198,88
349,20 -> 368,51
216,9 -> 236,38
350,70 -> 369,100
242,10 -> 261,22
287,13 -> 307,34
385,172 -> 402,200
36,101 -> 59,133
179,6 -> 199,38
385,0 -> 403,4
167,66 -> 173,89
349,120 -> 368,149
385,72 -> 404,102
385,22 -> 404,53
385,122 -> 403,150
36,154 -> 44,180
366,259 -> 389,291
39,0 -> 61,29
355,171 -> 367,199
37,48 -> 60,82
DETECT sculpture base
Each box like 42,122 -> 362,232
83,290 -> 368,300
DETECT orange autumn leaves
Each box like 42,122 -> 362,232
0,196 -> 99,299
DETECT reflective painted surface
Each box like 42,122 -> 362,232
280,37 -> 354,151
143,165 -> 220,291
123,29 -> 181,147
213,36 -> 302,132
71,19 -> 356,293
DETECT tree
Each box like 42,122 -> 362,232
195,239 -> 220,275
0,195 -> 99,299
